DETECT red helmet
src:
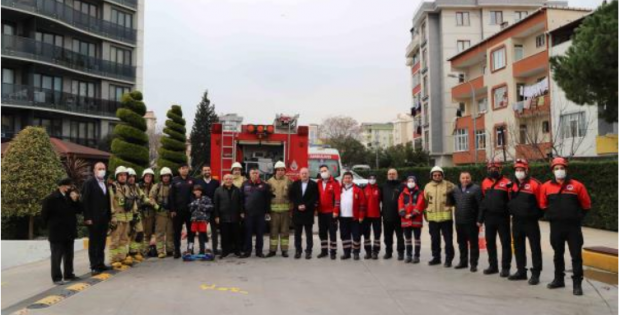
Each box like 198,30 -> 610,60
514,158 -> 529,170
550,157 -> 568,169
486,159 -> 502,169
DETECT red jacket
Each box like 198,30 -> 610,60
317,176 -> 341,215
398,186 -> 425,228
540,178 -> 591,223
337,184 -> 366,220
363,184 -> 381,218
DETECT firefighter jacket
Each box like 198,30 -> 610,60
267,176 -> 292,212
423,180 -> 455,222
508,177 -> 543,220
109,182 -> 136,222
540,177 -> 591,223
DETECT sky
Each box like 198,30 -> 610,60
142,0 -> 604,130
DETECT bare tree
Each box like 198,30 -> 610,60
318,116 -> 361,141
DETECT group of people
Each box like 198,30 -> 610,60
42,157 -> 590,296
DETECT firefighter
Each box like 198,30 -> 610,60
139,168 -> 157,257
398,175 -> 425,264
149,167 -> 175,258
170,164 -> 196,258
540,157 -> 591,296
480,160 -> 513,277
127,168 -> 147,263
267,161 -> 293,257
231,162 -> 246,188
423,166 -> 455,267
362,174 -> 382,259
382,169 -> 405,260
317,165 -> 341,260
337,172 -> 366,260
108,166 -> 136,269
507,159 -> 543,285
448,171 -> 483,272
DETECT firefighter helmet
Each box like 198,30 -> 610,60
127,168 -> 137,177
550,157 -> 568,169
160,167 -> 173,177
142,168 -> 155,178
514,159 -> 529,170
274,161 -> 286,170
430,166 -> 444,176
231,162 -> 243,171
487,159 -> 502,169
115,166 -> 128,178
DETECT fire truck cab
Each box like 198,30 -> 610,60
210,114 -> 309,181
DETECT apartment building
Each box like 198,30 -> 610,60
392,113 -> 414,147
1,0 -> 144,148
448,6 -> 590,164
405,0 -> 566,166
361,122 -> 394,149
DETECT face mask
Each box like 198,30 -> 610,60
320,172 -> 330,180
515,171 -> 526,180
407,182 -> 416,189
368,179 -> 376,185
97,170 -> 106,179
554,169 -> 566,180
488,170 -> 500,179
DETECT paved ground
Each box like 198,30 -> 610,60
2,222 -> 617,315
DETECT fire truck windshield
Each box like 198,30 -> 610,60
308,159 -> 340,179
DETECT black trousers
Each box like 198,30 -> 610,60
550,221 -> 583,279
87,222 -> 108,270
513,218 -> 542,273
318,213 -> 338,253
456,223 -> 479,267
50,240 -> 74,282
188,232 -> 208,253
383,220 -> 404,255
485,215 -> 512,270
220,221 -> 242,255
244,215 -> 266,254
294,222 -> 314,254
173,212 -> 193,254
429,220 -> 454,262
362,217 -> 382,254
339,217 -> 361,254
209,217 -> 219,252
403,226 -> 422,257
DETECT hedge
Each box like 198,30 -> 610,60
357,160 -> 618,231
109,91 -> 149,176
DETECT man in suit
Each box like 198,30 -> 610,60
81,162 -> 111,275
290,167 -> 319,259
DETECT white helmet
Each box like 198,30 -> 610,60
142,168 -> 155,178
231,162 -> 243,171
160,167 -> 173,177
127,168 -> 137,177
430,166 -> 444,176
274,161 -> 286,170
115,166 -> 128,177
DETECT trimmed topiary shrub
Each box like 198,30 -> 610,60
109,90 -> 149,176
157,105 -> 187,173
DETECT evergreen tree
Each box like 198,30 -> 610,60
109,90 -> 150,175
158,105 -> 188,173
190,90 -> 219,171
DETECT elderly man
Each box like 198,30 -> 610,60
81,162 -> 111,275
214,174 -> 244,258
290,167 -> 318,259
382,168 -> 404,260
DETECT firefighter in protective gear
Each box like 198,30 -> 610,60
109,166 -> 137,269
139,168 -> 157,257
231,162 -> 246,188
540,157 -> 591,296
149,167 -> 175,258
127,168 -> 149,263
267,161 -> 293,257
423,166 -> 456,267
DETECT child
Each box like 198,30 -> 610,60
398,175 -> 425,264
188,185 -> 214,256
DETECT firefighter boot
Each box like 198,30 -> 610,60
330,250 -> 337,260
340,250 -> 351,260
529,269 -> 540,285
158,252 -> 166,259
547,277 -> 566,289
573,276 -> 583,296
111,262 -> 123,269
133,253 -> 144,263
122,256 -> 134,266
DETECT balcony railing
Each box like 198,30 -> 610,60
2,0 -> 137,44
108,0 -> 137,9
2,35 -> 136,81
2,83 -> 120,118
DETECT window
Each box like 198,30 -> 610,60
74,1 -> 98,17
422,75 -> 428,98
492,86 -> 508,110
475,130 -> 486,150
514,44 -> 524,61
457,40 -> 471,53
516,83 -> 525,102
33,117 -> 62,137
2,23 -> 15,35
72,39 -> 96,58
478,98 -> 488,113
560,112 -> 586,139
458,102 -> 466,113
491,47 -> 506,71
495,125 -> 506,147
110,46 -> 132,65
34,73 -> 62,91
542,121 -> 550,133
536,34 -> 545,48
519,124 -> 527,144
421,22 -> 426,40
515,11 -> 528,21
35,31 -> 64,47
2,68 -> 15,84
110,85 -> 131,101
72,80 -> 96,99
412,53 -> 419,65
490,11 -> 503,25
111,8 -> 133,28
456,12 -> 470,26
70,120 -> 98,146
454,129 -> 469,152
2,114 -> 15,136
412,73 -> 420,87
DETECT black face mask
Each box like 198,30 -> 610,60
488,170 -> 500,179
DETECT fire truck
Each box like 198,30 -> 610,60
210,114 -> 309,180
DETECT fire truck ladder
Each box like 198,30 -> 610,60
220,130 -> 237,180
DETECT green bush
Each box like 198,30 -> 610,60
157,105 -> 187,174
109,90 -> 149,175
358,160 -> 618,231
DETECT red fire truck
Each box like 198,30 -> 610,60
210,114 -> 309,180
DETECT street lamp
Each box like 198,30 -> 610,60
448,72 -> 477,163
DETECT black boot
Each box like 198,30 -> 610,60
483,266 -> 499,275
444,261 -> 452,268
397,252 -> 404,261
508,270 -> 528,281
305,252 -> 312,259
529,269 -> 540,285
282,251 -> 289,258
573,277 -> 583,296
470,265 -> 478,272
413,256 -> 420,264
500,269 -> 510,278
383,252 -> 393,259
547,277 -> 566,289
454,261 -> 468,269
364,252 -> 372,260
317,250 -> 328,259
294,252 -> 302,259
405,256 -> 412,263
428,258 -> 441,266
330,251 -> 337,260
341,251 -> 351,260
266,251 -> 276,258
372,252 -> 379,260
353,253 -> 360,261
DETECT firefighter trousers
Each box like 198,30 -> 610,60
318,213 -> 338,253
512,218 -> 542,274
109,221 -> 130,263
269,211 -> 290,252
361,217 -> 382,254
550,221 -> 583,279
155,212 -> 174,255
485,215 -> 512,270
141,212 -> 156,254
129,214 -> 144,255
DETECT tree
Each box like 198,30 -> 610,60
158,105 -> 188,173
1,127 -> 66,239
319,116 -> 361,141
550,0 -> 618,123
325,136 -> 368,167
109,90 -> 150,176
147,125 -> 163,167
190,90 -> 219,171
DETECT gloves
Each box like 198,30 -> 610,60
399,210 -> 406,217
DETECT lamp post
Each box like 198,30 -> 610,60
448,73 -> 477,163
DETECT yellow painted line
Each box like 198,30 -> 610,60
66,283 -> 91,292
92,273 -> 113,281
32,295 -> 64,307
10,308 -> 29,315
583,250 -> 618,274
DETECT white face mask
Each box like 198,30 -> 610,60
515,171 -> 526,180
320,172 -> 330,179
97,170 -> 106,179
554,169 -> 566,180
407,182 -> 416,189
368,179 -> 376,185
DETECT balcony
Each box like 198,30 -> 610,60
514,94 -> 550,118
2,35 -> 136,82
513,50 -> 548,78
108,0 -> 137,10
405,35 -> 420,58
2,83 -> 120,118
451,76 -> 486,100
2,0 -> 137,44
515,142 -> 552,161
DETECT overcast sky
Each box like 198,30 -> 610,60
143,0 -> 604,130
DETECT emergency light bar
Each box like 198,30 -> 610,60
246,125 -> 275,135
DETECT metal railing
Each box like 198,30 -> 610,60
2,0 -> 137,44
2,83 -> 120,118
2,35 -> 136,81
108,0 -> 137,9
